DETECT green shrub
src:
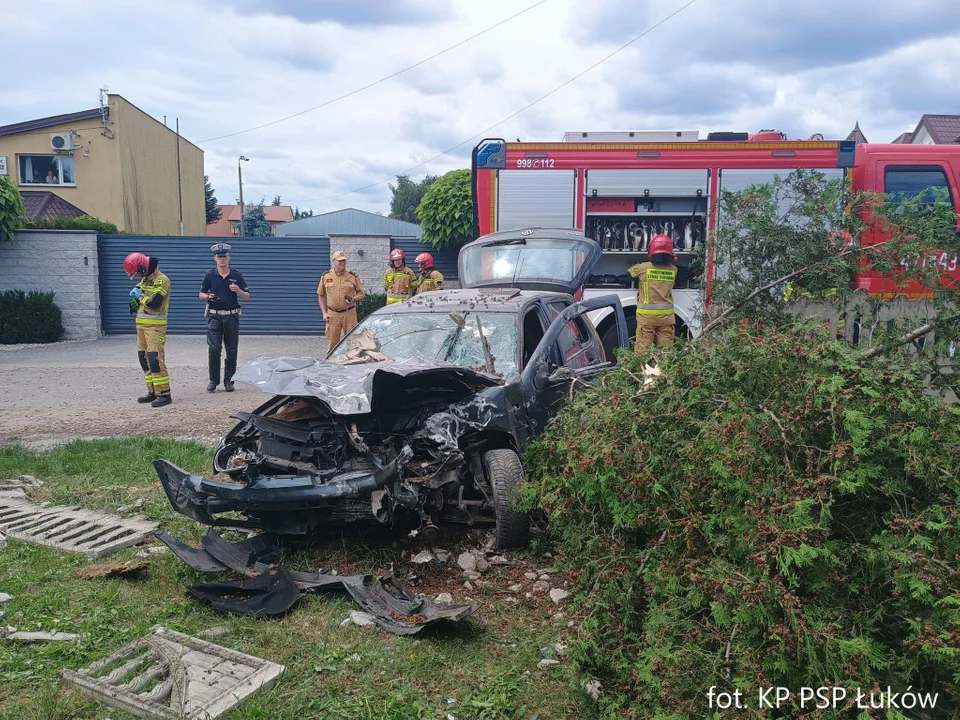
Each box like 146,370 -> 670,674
0,176 -> 26,241
0,290 -> 65,344
356,293 -> 387,322
23,215 -> 121,234
521,324 -> 960,718
416,168 -> 473,249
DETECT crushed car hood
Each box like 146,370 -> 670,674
231,356 -> 504,415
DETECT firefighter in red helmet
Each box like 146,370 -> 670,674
413,252 -> 444,295
627,234 -> 677,353
124,252 -> 173,406
383,248 -> 416,304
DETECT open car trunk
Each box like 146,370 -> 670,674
458,228 -> 601,295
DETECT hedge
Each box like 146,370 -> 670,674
0,290 -> 65,344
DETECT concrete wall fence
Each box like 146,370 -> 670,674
0,230 -> 101,340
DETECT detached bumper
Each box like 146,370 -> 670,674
154,460 -> 396,526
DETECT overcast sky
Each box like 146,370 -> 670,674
3,0 -> 958,216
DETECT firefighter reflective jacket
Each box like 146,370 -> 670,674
384,266 -> 417,303
628,261 -> 676,318
414,269 -> 444,295
135,270 -> 171,326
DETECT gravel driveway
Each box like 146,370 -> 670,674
0,334 -> 325,448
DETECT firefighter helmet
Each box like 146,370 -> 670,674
648,234 -> 677,261
124,252 -> 151,280
415,252 -> 435,270
389,248 -> 406,263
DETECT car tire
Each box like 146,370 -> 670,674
483,448 -> 530,550
600,313 -> 637,363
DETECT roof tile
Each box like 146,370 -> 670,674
20,191 -> 88,221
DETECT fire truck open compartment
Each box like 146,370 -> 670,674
584,169 -> 710,292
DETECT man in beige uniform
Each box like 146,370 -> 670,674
628,234 -> 677,353
318,250 -> 366,354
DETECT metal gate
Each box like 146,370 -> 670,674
98,235 -> 330,335
390,237 -> 458,281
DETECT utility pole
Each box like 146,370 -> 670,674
176,118 -> 183,236
238,155 -> 249,236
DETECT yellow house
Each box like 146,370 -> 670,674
0,94 -> 204,235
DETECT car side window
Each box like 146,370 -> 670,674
884,166 -> 954,207
555,314 -> 604,369
521,306 -> 546,369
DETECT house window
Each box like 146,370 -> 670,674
18,155 -> 75,186
230,222 -> 240,236
884,166 -> 953,207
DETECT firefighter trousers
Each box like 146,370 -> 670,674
137,324 -> 170,395
635,314 -> 675,353
325,308 -> 358,354
207,314 -> 240,384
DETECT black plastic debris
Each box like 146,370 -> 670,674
154,531 -> 229,573
200,529 -> 277,576
199,529 -> 345,592
188,567 -> 301,617
340,572 -> 477,636
164,530 -> 477,634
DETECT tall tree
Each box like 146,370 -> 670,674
242,203 -> 272,237
389,174 -> 438,224
416,169 -> 473,249
0,176 -> 26,241
204,176 -> 222,224
272,195 -> 282,206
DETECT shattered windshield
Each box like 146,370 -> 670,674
329,311 -> 519,377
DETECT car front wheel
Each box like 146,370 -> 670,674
483,448 -> 530,550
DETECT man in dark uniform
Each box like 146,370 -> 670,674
199,243 -> 251,392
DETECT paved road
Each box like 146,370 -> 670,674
0,334 -> 326,447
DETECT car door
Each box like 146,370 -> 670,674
520,295 -> 629,436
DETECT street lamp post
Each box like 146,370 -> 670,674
238,155 -> 249,236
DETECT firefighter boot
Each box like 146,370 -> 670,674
151,395 -> 172,408
137,393 -> 157,404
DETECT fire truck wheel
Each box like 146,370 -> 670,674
483,448 -> 530,550
600,314 -> 637,363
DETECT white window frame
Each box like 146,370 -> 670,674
17,154 -> 77,187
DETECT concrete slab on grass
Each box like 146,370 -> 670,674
61,625 -> 284,719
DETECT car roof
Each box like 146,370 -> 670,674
379,288 -> 573,314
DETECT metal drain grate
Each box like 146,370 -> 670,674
0,497 -> 158,559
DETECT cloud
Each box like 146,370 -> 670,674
214,0 -> 451,26
613,63 -> 775,119
575,0 -> 960,71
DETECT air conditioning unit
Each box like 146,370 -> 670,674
50,133 -> 72,151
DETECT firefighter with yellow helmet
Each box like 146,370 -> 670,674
124,252 -> 172,407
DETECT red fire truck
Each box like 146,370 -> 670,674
471,130 -> 960,351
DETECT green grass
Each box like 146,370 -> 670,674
0,440 -> 591,719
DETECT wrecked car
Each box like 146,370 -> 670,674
156,229 -> 629,549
